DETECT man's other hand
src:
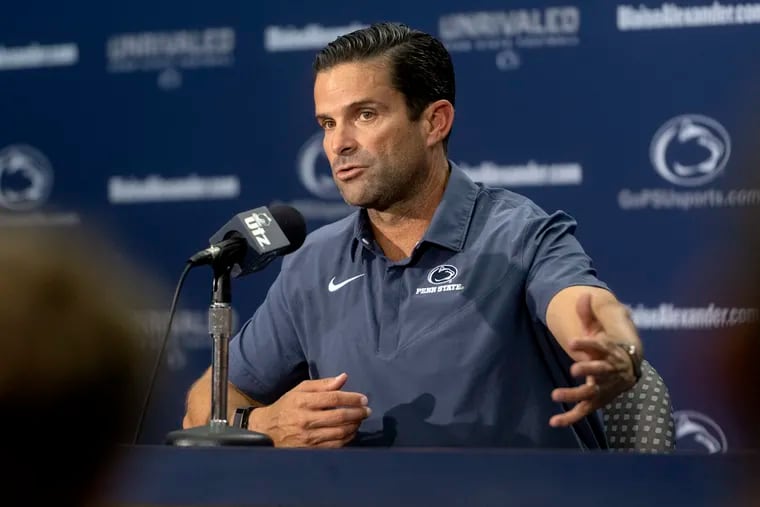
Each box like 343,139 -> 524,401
549,292 -> 640,427
249,373 -> 371,448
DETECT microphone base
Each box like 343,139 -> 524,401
166,425 -> 273,447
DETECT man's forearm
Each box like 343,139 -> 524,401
182,367 -> 263,428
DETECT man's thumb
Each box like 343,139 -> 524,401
327,372 -> 348,389
296,372 -> 348,392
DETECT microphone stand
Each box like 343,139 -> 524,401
165,262 -> 273,446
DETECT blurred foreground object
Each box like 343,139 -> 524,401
716,124 -> 760,506
0,229 -> 147,506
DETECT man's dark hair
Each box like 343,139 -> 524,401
314,22 -> 456,150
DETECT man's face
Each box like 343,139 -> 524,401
314,60 -> 430,211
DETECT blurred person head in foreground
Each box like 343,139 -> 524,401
0,229 -> 147,506
711,120 -> 760,505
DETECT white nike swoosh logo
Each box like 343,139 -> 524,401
328,274 -> 365,292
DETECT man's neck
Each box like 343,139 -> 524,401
368,155 -> 450,261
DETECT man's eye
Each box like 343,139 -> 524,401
321,120 -> 335,129
359,111 -> 375,120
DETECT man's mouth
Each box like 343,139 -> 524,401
335,165 -> 366,181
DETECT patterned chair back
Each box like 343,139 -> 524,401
602,359 -> 675,452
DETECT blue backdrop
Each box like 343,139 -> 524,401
2,0 -> 759,451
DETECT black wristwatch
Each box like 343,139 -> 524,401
232,406 -> 256,429
615,342 -> 642,383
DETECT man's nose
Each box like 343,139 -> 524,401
330,124 -> 358,156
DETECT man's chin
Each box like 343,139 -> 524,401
338,189 -> 370,209
337,185 -> 390,210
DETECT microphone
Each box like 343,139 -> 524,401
188,204 -> 306,276
133,204 -> 306,446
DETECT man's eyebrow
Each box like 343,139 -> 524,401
315,100 -> 385,120
348,99 -> 383,109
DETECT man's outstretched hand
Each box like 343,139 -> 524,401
549,292 -> 641,427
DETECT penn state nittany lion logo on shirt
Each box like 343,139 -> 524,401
416,265 -> 464,295
428,264 -> 458,285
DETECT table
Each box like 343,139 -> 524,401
108,445 -> 756,506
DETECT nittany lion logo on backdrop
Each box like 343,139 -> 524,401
674,410 -> 727,454
298,131 -> 341,199
0,144 -> 54,211
650,115 -> 731,187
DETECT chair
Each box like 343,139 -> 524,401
602,359 -> 675,452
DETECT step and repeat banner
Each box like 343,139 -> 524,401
2,1 -> 759,450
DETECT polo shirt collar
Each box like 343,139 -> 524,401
352,161 -> 479,253
422,161 -> 479,252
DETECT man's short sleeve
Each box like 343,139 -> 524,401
227,262 -> 308,405
523,209 -> 609,326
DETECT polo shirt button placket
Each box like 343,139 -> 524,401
377,265 -> 403,357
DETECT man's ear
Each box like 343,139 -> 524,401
423,100 -> 455,148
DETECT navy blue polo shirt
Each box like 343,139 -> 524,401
228,163 -> 609,448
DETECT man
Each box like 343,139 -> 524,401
183,22 -> 643,448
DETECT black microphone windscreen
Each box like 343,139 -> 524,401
269,204 -> 306,255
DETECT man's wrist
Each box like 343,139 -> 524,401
246,404 -> 268,432
614,342 -> 643,382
